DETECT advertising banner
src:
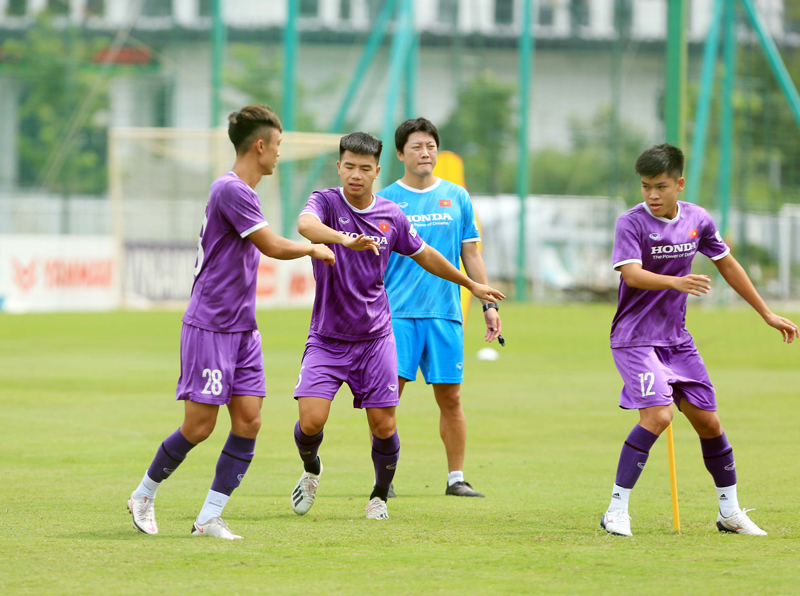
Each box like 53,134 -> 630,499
124,242 -> 316,308
0,235 -> 119,313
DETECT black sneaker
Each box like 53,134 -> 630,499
445,481 -> 485,497
387,482 -> 396,498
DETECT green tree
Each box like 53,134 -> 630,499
506,108 -> 646,203
1,14 -> 110,194
226,44 -> 316,131
439,70 -> 516,194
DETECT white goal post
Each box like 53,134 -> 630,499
108,127 -> 342,308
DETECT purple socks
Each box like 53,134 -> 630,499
210,433 -> 256,496
615,424 -> 659,489
701,432 -> 737,487
146,428 -> 196,483
294,421 -> 323,474
372,431 -> 400,489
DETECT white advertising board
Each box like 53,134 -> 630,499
123,243 -> 316,309
253,254 -> 316,308
0,235 -> 120,313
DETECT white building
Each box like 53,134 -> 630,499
0,0 -> 796,192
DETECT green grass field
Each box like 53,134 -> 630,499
1,303 -> 799,595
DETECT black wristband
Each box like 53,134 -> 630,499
482,302 -> 498,312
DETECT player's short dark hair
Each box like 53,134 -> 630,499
635,143 -> 684,180
339,132 -> 382,163
395,118 -> 440,153
227,105 -> 282,154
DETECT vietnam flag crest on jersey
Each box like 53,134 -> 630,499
379,222 -> 390,232
688,228 -> 698,239
439,199 -> 452,207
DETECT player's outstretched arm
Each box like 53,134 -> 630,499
411,245 -> 505,303
248,226 -> 335,266
461,242 -> 502,342
713,254 -> 799,343
619,263 -> 711,296
298,214 -> 380,255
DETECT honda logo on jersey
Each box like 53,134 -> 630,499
379,222 -> 390,232
339,231 -> 388,246
439,199 -> 452,207
651,241 -> 697,256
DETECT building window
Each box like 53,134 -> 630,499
539,0 -> 555,26
494,0 -> 513,25
367,0 -> 393,24
438,0 -> 458,25
367,0 -> 381,22
570,0 -> 589,29
85,0 -> 104,17
6,0 -> 26,16
300,0 -> 319,17
199,0 -> 212,17
142,0 -> 172,17
46,0 -> 69,15
340,0 -> 351,20
614,0 -> 632,34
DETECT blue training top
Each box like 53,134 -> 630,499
383,178 -> 481,323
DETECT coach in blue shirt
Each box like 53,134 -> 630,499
382,118 -> 503,497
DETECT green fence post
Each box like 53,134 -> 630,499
281,0 -> 299,237
739,0 -> 800,132
405,31 -> 418,119
686,0 -> 724,205
380,0 -> 414,187
665,0 -> 688,147
718,0 -> 736,236
515,0 -> 534,301
210,0 -> 226,128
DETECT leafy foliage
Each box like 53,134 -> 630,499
440,70 -> 516,194
1,14 -> 110,194
226,44 -> 317,131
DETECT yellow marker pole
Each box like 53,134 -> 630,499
432,151 -> 482,324
665,422 -> 681,532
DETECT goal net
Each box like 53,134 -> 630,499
108,127 -> 341,308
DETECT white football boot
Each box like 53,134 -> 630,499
601,510 -> 632,536
716,508 -> 767,536
365,497 -> 389,520
128,493 -> 158,535
291,463 -> 323,515
191,517 -> 242,540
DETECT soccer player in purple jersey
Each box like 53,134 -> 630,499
289,132 -> 505,520
126,105 -> 334,540
601,144 -> 798,537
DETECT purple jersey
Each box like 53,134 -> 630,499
183,172 -> 268,333
301,187 -> 425,341
610,201 -> 730,348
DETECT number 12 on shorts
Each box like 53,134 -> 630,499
638,372 -> 656,397
202,368 -> 223,396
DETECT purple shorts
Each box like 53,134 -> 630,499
294,332 -> 400,409
176,323 -> 266,406
612,340 -> 717,411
